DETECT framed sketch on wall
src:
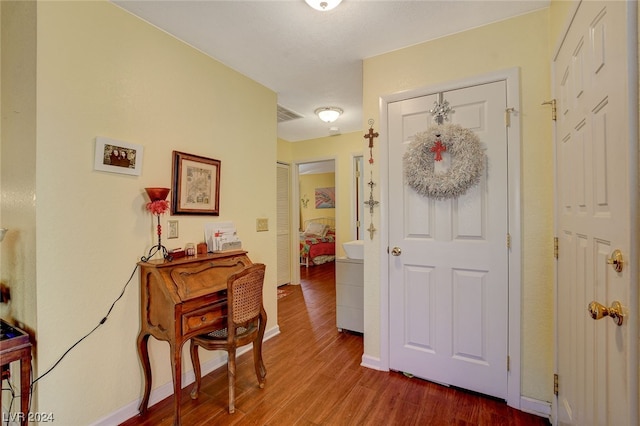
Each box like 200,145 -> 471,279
171,151 -> 221,215
94,137 -> 144,176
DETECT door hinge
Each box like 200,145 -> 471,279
507,355 -> 510,372
355,170 -> 361,178
554,373 -> 559,396
505,108 -> 516,127
554,237 -> 559,259
506,233 -> 511,249
542,99 -> 557,121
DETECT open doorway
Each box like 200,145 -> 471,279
290,158 -> 338,286
299,161 -> 335,227
298,160 -> 336,267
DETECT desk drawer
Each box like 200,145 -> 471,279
182,301 -> 227,335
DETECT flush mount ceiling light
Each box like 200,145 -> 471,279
305,0 -> 342,12
315,107 -> 343,123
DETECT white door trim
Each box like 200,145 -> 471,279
378,67 -> 522,408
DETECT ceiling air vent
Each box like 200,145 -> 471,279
277,105 -> 304,123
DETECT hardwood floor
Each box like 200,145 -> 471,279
121,262 -> 550,426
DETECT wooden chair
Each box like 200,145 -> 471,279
189,263 -> 267,414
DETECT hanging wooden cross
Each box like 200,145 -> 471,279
431,136 -> 447,161
363,119 -> 378,164
367,222 -> 377,240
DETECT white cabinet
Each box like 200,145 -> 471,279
335,258 -> 363,333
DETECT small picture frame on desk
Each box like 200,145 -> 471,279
171,151 -> 221,215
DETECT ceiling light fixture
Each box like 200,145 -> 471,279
315,107 -> 343,123
305,0 -> 342,12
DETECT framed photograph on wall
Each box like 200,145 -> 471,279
94,137 -> 144,176
171,151 -> 221,215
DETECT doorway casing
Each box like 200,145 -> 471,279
290,157 -> 339,286
375,68 -> 524,410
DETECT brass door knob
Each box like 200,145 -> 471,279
588,301 -> 624,326
391,247 -> 402,256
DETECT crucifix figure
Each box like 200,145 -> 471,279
431,137 -> 447,161
364,119 -> 379,164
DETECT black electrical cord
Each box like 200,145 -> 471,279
29,263 -> 139,390
2,379 -> 16,426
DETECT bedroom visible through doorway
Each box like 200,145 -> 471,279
298,160 -> 336,268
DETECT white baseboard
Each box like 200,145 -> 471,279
519,396 -> 551,419
360,354 -> 386,371
90,325 -> 280,426
358,355 -> 551,422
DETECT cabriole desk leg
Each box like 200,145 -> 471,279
170,341 -> 184,426
136,333 -> 152,415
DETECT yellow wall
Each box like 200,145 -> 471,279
2,0 -> 619,421
282,131 -> 364,258
363,9 -> 554,402
299,173 -> 336,227
277,137 -> 293,164
1,1 -> 277,424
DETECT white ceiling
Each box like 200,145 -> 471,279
112,0 -> 549,142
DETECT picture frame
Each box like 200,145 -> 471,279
171,151 -> 221,215
94,137 -> 143,176
315,187 -> 335,209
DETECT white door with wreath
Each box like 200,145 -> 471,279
388,77 -> 514,399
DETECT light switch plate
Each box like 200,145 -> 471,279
168,220 -> 179,239
256,218 -> 268,232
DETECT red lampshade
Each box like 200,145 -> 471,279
145,187 -> 170,201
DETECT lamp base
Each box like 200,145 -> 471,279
141,244 -> 173,262
141,214 -> 173,262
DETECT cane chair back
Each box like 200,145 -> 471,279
189,263 -> 267,414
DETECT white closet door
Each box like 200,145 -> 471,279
277,163 -> 291,286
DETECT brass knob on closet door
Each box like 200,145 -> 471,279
588,301 -> 624,326
391,247 -> 402,256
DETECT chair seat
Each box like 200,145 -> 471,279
196,324 -> 256,341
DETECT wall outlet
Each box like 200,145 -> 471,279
256,218 -> 269,232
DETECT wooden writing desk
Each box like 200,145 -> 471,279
0,320 -> 31,426
136,251 -> 252,426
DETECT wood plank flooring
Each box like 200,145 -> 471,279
121,262 -> 550,426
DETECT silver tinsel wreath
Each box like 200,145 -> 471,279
403,123 -> 485,200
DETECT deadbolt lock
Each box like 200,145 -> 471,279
607,249 -> 624,273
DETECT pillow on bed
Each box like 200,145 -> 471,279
304,222 -> 327,237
